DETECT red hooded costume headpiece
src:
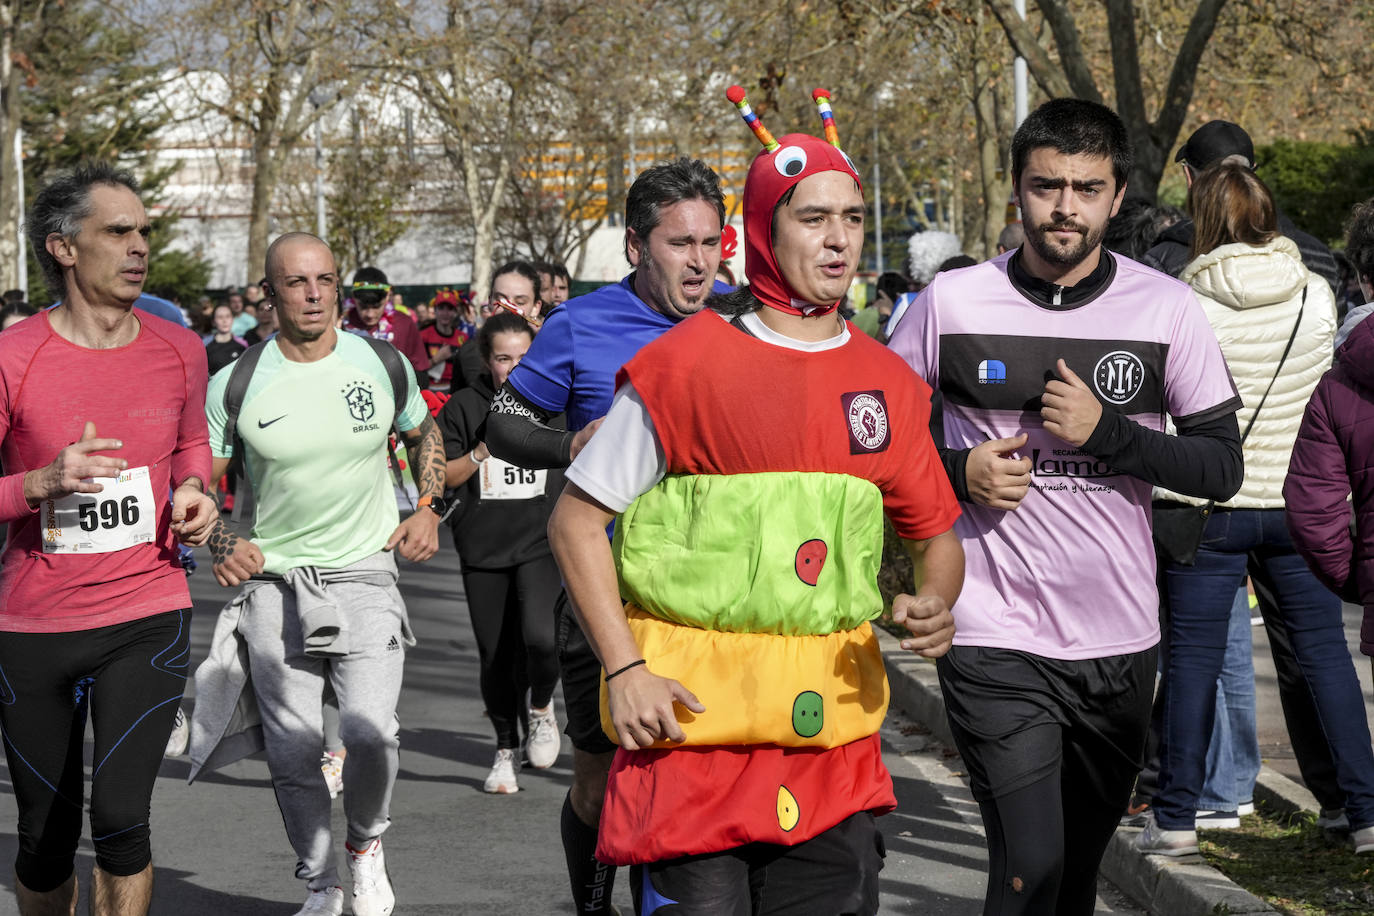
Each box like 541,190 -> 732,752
728,86 -> 863,317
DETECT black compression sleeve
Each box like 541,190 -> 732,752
1080,407 -> 1243,502
929,392 -> 972,502
486,384 -> 575,469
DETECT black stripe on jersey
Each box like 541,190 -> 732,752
939,333 -> 1168,415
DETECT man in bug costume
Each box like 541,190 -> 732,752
548,87 -> 964,915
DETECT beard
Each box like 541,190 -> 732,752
1027,218 -> 1108,269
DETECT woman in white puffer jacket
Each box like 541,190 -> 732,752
1141,163 -> 1374,856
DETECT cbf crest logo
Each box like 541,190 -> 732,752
842,390 -> 890,454
1093,351 -> 1145,405
341,380 -> 381,432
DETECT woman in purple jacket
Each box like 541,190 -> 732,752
1285,196 -> 1374,855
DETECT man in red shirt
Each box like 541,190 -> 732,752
418,289 -> 473,391
0,163 -> 217,915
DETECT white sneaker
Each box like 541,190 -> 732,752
164,706 -> 190,758
346,838 -> 395,916
526,705 -> 561,769
293,886 -> 344,916
1354,824 -> 1374,854
1135,812 -> 1199,856
321,752 -> 344,799
484,748 -> 519,794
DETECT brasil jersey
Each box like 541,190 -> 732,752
206,332 -> 429,573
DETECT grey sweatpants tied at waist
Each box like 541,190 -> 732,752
189,550 -> 414,891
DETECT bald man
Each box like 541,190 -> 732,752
196,233 -> 444,916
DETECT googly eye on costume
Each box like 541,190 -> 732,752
839,149 -> 858,176
774,146 -> 808,178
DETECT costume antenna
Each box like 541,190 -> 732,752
811,88 -> 840,147
726,85 -> 780,153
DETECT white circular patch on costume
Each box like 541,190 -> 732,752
839,149 -> 859,177
1093,350 -> 1145,405
847,393 -> 889,450
774,146 -> 808,178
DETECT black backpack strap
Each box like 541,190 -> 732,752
360,336 -> 411,422
221,341 -> 271,456
359,336 -> 414,498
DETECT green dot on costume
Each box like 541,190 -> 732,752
791,690 -> 824,738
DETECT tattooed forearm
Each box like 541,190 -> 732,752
207,520 -> 240,565
402,414 -> 446,501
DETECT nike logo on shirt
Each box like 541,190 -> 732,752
258,415 -> 287,428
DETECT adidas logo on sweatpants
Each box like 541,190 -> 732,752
385,636 -> 400,652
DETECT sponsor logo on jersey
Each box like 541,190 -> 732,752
978,359 -> 1007,384
1093,350 -> 1145,405
842,390 -> 890,454
1031,448 -> 1120,479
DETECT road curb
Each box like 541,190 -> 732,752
877,628 -> 1279,915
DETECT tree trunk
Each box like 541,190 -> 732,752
465,152 -> 510,304
0,1 -> 19,291
247,130 -> 279,284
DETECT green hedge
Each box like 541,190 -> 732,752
1257,136 -> 1374,247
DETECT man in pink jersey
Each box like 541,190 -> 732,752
889,99 -> 1244,915
0,163 -> 216,915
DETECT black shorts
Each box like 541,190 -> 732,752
0,609 -> 190,890
555,589 -> 617,755
631,811 -> 884,915
936,644 -> 1156,803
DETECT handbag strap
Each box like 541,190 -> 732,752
1238,286 -> 1306,446
1199,286 -> 1307,518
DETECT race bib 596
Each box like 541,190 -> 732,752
42,465 -> 158,554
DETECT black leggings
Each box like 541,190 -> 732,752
0,609 -> 190,891
462,556 -> 561,748
977,770 -> 1121,915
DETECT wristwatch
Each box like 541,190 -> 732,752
416,495 -> 450,517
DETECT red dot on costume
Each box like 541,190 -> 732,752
726,86 -> 747,104
812,87 -> 831,100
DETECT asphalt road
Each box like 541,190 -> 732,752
0,526 -> 1144,914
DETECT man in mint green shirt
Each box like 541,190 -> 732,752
200,233 -> 445,916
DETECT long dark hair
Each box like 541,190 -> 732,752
1188,162 -> 1277,260
478,311 -> 534,361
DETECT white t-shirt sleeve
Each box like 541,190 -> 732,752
565,382 -> 666,512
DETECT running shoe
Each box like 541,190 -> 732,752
1119,801 -> 1151,827
321,752 -> 344,799
1318,807 -> 1350,835
526,705 -> 561,769
1135,813 -> 1199,857
484,748 -> 519,794
1194,809 -> 1241,830
164,706 -> 190,758
346,838 -> 395,916
293,886 -> 344,916
1354,825 -> 1374,854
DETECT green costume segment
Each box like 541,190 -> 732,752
613,471 -> 885,636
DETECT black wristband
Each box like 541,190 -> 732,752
604,659 -> 647,682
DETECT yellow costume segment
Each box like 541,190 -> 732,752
599,605 -> 889,749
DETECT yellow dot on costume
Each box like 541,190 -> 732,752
777,785 -> 799,832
